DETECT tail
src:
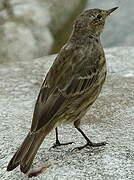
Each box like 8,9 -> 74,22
7,132 -> 45,173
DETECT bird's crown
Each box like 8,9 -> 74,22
73,7 -> 118,37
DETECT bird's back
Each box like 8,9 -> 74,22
46,36 -> 107,125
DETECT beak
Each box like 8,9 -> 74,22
106,7 -> 119,16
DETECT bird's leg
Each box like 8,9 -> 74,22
74,125 -> 107,150
53,127 -> 61,146
51,127 -> 73,148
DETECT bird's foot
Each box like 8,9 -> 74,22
73,141 -> 107,151
51,140 -> 74,149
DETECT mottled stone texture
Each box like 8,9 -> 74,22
0,47 -> 134,179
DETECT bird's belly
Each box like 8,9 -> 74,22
54,83 -> 103,125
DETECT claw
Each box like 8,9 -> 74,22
49,141 -> 74,150
72,141 -> 107,151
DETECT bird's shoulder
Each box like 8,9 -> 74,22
44,43 -> 85,89
42,37 -> 105,92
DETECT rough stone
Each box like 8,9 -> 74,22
87,0 -> 134,47
0,47 -> 134,179
0,21 -> 37,63
0,0 -> 87,63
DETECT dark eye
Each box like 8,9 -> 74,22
96,14 -> 102,20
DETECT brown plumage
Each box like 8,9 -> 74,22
7,7 -> 118,176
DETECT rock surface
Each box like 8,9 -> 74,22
87,0 -> 134,47
0,0 -> 87,63
0,47 -> 134,179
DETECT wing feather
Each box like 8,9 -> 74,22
31,88 -> 66,132
30,45 -> 98,132
62,66 -> 98,97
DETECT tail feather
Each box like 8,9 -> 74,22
7,132 -> 44,173
20,134 -> 44,173
7,150 -> 21,171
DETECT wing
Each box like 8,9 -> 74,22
30,44 -> 99,132
62,65 -> 99,97
31,45 -> 77,132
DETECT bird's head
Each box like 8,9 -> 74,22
73,7 -> 118,37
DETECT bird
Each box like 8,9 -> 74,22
7,7 -> 118,176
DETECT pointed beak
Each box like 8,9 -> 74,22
106,7 -> 119,16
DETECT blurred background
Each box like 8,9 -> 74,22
0,0 -> 133,63
87,0 -> 134,48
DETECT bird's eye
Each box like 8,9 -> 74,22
96,14 -> 102,20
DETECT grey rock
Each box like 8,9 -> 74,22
10,0 -> 53,58
87,0 -> 134,47
0,0 -> 87,63
0,21 -> 37,63
0,47 -> 134,179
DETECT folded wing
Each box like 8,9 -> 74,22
30,46 -> 98,133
